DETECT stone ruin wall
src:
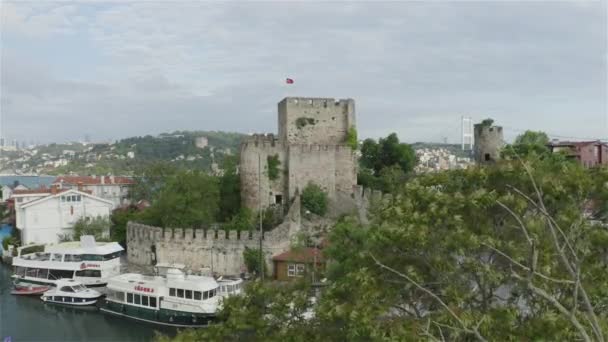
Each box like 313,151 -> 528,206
127,195 -> 301,276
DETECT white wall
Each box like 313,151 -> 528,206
18,192 -> 113,244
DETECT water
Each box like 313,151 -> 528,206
0,224 -> 11,253
0,175 -> 55,189
0,265 -> 177,341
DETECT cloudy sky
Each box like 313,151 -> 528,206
1,1 -> 606,144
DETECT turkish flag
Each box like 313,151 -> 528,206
286,78 -> 294,84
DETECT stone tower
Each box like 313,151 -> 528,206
474,121 -> 504,163
240,97 -> 357,211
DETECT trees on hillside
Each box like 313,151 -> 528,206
503,130 -> 551,159
165,155 -> 608,341
358,133 -> 416,192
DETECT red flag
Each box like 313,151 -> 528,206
286,78 -> 294,84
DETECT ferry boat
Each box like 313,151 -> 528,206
99,268 -> 222,327
217,276 -> 243,297
11,235 -> 123,287
41,279 -> 102,306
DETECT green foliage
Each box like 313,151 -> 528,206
296,117 -> 316,129
130,162 -> 180,202
139,170 -> 220,228
19,245 -> 44,255
218,155 -> 241,222
110,207 -> 140,245
73,216 -> 111,241
502,130 -> 551,159
225,208 -> 254,231
167,156 -> 608,341
359,133 -> 416,192
2,235 -> 19,251
301,183 -> 328,216
243,247 -> 266,276
266,154 -> 281,181
480,118 -> 494,126
346,127 -> 358,150
262,206 -> 283,231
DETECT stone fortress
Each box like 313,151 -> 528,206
127,97 -> 361,275
239,97 -> 358,211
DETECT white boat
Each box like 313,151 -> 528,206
99,268 -> 225,327
41,279 -> 102,306
217,276 -> 243,297
11,235 -> 123,287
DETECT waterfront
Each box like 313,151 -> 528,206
0,264 -> 177,341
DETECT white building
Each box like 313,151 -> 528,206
14,187 -> 114,245
52,175 -> 135,208
1,183 -> 28,203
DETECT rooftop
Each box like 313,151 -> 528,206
272,247 -> 325,263
54,175 -> 135,185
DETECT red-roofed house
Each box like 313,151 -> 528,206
272,247 -> 325,281
52,175 -> 135,208
549,141 -> 608,168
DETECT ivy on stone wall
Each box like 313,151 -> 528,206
267,154 -> 281,180
295,117 -> 316,129
346,127 -> 358,150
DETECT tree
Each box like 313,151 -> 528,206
301,183 -> 328,216
359,133 -> 416,192
166,155 -> 608,341
225,208 -> 254,231
243,247 -> 267,276
130,162 -> 180,202
140,170 -> 220,228
218,155 -> 241,222
72,216 -> 111,241
110,206 -> 140,245
503,130 -> 551,158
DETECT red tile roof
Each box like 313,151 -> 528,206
272,247 -> 325,263
549,141 -> 607,148
53,176 -> 135,185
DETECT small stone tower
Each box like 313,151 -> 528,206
474,121 -> 504,163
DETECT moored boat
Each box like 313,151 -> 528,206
41,279 -> 103,306
11,281 -> 50,295
99,268 -> 223,327
11,235 -> 123,287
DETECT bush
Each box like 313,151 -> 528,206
243,247 -> 266,276
301,183 -> 328,216
346,127 -> 358,150
73,216 -> 111,241
225,208 -> 254,231
2,236 -> 19,251
267,154 -> 281,181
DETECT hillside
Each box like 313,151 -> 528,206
0,131 -> 246,176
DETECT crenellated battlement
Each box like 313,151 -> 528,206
279,97 -> 354,110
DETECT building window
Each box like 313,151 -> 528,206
288,263 -> 306,277
275,195 -> 283,205
288,264 -> 296,277
484,153 -> 491,161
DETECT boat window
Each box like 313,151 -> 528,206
114,291 -> 125,302
73,285 -> 86,291
149,297 -> 157,308
203,291 -> 208,300
102,251 -> 122,261
52,254 -> 63,262
127,293 -> 133,303
54,296 -> 62,301
26,268 -> 38,277
209,289 -> 215,298
49,269 -> 74,280
134,294 -> 141,305
169,288 -> 176,297
38,269 -> 49,279
81,254 -> 104,261
185,290 -> 192,299
76,270 -> 101,278
142,295 -> 149,306
60,286 -> 75,292
177,289 -> 184,298
64,254 -> 83,262
194,291 -> 202,300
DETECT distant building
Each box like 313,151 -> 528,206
13,186 -> 113,244
195,137 -> 209,149
1,183 -> 28,203
548,141 -> 608,168
52,175 -> 135,208
272,247 -> 325,281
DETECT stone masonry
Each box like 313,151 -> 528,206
474,122 -> 504,164
127,194 -> 302,276
240,97 -> 358,211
